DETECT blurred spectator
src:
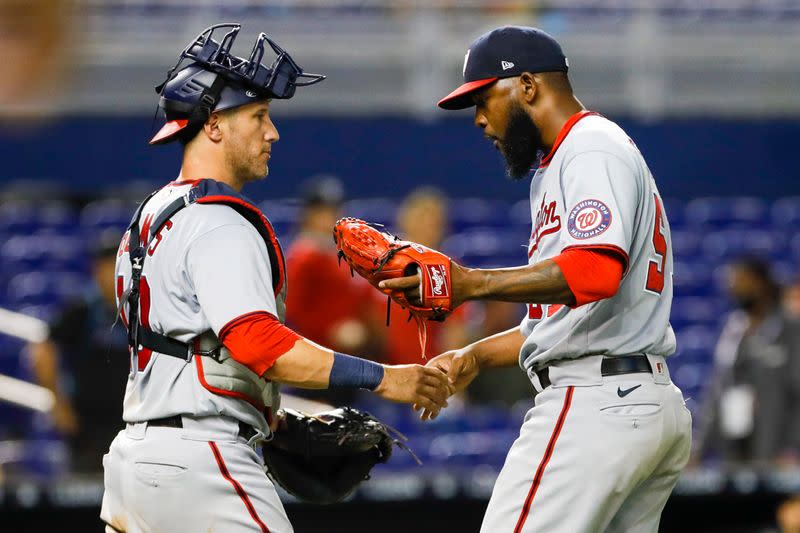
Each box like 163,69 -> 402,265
284,175 -> 382,357
0,0 -> 72,114
380,187 -> 470,364
783,278 -> 800,320
695,257 -> 800,466
779,495 -> 800,533
27,229 -> 129,473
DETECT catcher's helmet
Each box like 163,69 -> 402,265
150,23 -> 325,145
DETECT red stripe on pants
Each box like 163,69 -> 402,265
208,441 -> 270,533
513,386 -> 575,533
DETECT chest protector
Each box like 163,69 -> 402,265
122,179 -> 287,413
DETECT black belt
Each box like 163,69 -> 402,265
146,415 -> 258,441
535,355 -> 653,389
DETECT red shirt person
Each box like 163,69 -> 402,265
380,188 -> 470,364
285,176 -> 381,356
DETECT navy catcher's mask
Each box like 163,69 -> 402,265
150,23 -> 325,145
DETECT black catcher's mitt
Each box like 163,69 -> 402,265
262,407 -> 416,504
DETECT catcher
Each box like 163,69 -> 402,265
101,25 -> 451,533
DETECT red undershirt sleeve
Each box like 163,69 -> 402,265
218,311 -> 302,376
551,247 -> 625,308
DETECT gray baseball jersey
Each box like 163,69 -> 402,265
104,180 -> 295,533
483,112 -> 690,533
114,180 -> 278,435
519,111 -> 676,371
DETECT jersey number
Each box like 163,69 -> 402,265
527,303 -> 564,320
116,275 -> 153,371
645,194 -> 667,294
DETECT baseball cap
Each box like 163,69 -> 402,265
301,174 -> 345,207
438,26 -> 569,111
90,228 -> 123,259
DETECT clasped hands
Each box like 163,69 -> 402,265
412,348 -> 481,421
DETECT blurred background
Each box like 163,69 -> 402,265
1,1 -> 800,532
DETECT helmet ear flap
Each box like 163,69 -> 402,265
185,72 -> 227,137
156,71 -> 227,145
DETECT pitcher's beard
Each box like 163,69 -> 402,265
501,104 -> 546,180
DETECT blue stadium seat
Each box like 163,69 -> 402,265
771,260 -> 798,285
341,198 -> 397,228
685,197 -> 769,229
0,202 -> 40,235
35,231 -> 89,270
0,335 -> 24,360
771,197 -> 800,229
458,405 -> 516,432
671,229 -> 702,257
672,296 -> 726,322
1,234 -> 49,267
0,337 -> 27,441
509,199 -> 532,227
672,259 -> 717,298
258,200 -> 300,241
259,200 -> 300,226
80,199 -> 137,230
449,198 -> 511,232
661,197 -> 686,228
788,234 -> 800,264
443,227 -> 529,264
7,271 -> 89,306
388,433 -> 438,469
427,429 -> 517,468
1,233 -> 88,274
673,325 -> 718,365
670,361 -> 713,400
702,229 -> 787,261
17,304 -> 61,323
35,204 -> 79,231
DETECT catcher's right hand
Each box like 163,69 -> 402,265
375,364 -> 453,416
416,349 -> 479,420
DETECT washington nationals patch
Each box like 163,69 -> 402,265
567,199 -> 612,239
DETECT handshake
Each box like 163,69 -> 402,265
375,348 -> 481,420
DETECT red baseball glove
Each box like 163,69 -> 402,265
333,218 -> 453,355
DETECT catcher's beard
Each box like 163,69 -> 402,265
501,103 -> 546,180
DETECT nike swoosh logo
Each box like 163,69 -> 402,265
617,385 -> 642,398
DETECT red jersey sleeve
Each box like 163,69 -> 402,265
552,247 -> 625,308
219,311 -> 302,376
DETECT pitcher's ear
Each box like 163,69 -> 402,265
518,72 -> 539,105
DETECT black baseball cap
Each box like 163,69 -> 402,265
438,26 -> 569,111
301,174 -> 345,207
